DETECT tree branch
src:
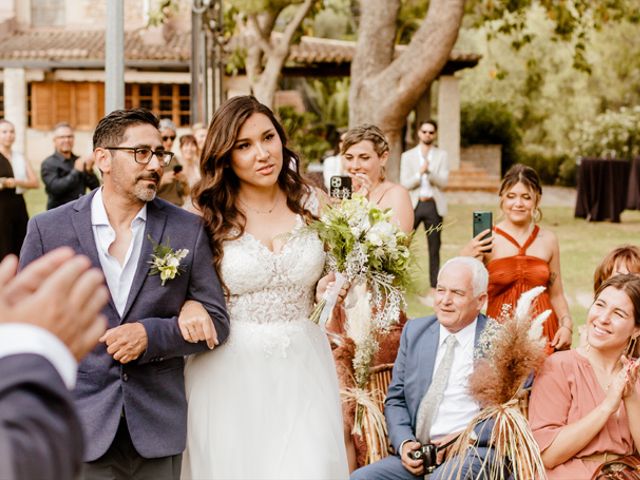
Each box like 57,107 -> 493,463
248,13 -> 273,55
277,0 -> 314,53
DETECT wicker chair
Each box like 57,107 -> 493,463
361,362 -> 395,465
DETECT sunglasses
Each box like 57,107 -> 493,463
162,135 -> 176,141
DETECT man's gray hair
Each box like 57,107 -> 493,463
159,118 -> 177,132
439,256 -> 488,296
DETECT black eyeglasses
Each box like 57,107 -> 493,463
162,135 -> 176,142
106,147 -> 174,166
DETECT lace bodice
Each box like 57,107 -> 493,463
220,192 -> 325,325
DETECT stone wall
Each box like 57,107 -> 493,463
460,144 -> 501,177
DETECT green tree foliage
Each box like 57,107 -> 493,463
458,4 -> 640,182
460,100 -> 522,174
277,106 -> 331,167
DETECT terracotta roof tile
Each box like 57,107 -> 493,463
0,29 -> 480,66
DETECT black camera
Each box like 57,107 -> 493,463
409,443 -> 438,473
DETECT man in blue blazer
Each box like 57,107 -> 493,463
19,109 -> 230,480
352,256 -> 494,480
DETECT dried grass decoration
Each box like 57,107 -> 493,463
445,287 -> 550,480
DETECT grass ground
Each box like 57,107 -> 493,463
24,187 -> 640,346
406,203 -> 640,346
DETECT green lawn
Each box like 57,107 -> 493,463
25,187 -> 640,346
406,203 -> 640,346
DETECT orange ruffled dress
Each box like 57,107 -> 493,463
486,225 -> 558,353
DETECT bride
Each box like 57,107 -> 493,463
180,96 -> 349,479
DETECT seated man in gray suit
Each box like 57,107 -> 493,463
351,256 -> 493,480
0,247 -> 109,480
20,108 -> 230,480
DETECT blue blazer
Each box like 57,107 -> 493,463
384,314 -> 489,452
0,354 -> 83,480
19,190 -> 230,462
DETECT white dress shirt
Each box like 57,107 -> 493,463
418,148 -> 435,199
0,324 -> 77,389
429,319 -> 480,439
91,188 -> 147,317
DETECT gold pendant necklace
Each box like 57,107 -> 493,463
239,195 -> 279,214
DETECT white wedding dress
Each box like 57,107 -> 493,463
182,194 -> 349,480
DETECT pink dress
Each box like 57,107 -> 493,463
529,350 -> 638,479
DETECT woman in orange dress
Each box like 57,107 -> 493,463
529,274 -> 640,479
462,164 -> 573,352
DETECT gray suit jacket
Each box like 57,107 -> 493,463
19,190 -> 230,461
384,314 -> 488,452
400,145 -> 449,216
0,354 -> 83,480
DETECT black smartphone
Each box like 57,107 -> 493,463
329,175 -> 352,199
173,165 -> 183,174
473,211 -> 493,250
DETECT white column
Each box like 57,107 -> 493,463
105,0 -> 125,113
3,68 -> 27,155
437,75 -> 460,171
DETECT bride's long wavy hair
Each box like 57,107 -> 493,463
193,95 -> 314,295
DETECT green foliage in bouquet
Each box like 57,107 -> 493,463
309,195 -> 413,330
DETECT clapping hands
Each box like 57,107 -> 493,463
604,354 -> 640,413
0,248 -> 108,361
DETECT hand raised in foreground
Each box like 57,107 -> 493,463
0,248 -> 108,360
178,300 -> 218,349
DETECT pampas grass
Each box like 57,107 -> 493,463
444,287 -> 550,480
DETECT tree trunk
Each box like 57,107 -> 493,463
243,0 -> 314,109
350,0 -> 465,181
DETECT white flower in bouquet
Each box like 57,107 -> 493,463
308,194 -> 413,332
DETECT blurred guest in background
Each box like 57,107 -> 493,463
192,123 -> 208,153
594,245 -> 640,292
179,134 -> 201,188
0,119 -> 39,259
401,119 -> 449,294
157,119 -> 189,207
41,122 -> 99,210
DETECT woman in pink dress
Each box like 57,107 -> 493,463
528,274 -> 640,479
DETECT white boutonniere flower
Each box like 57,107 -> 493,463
148,235 -> 189,286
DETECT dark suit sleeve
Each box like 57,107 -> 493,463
41,159 -> 83,196
384,325 -> 417,452
137,222 -> 229,363
0,354 -> 83,480
18,216 -> 45,269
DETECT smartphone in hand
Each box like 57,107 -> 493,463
329,175 -> 353,200
473,211 -> 493,252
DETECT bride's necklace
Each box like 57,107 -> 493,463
239,194 -> 279,215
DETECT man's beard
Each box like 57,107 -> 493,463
133,172 -> 160,202
421,138 -> 434,146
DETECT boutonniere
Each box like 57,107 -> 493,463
148,235 -> 189,286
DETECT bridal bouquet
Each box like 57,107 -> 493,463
308,194 -> 412,331
308,194 -> 413,442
